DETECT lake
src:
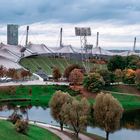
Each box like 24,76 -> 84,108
0,105 -> 139,140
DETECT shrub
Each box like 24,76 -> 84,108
83,73 -> 105,93
98,70 -> 112,86
135,69 -> 140,89
15,120 -> 28,134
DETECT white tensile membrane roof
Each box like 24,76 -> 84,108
115,50 -> 140,56
54,45 -> 75,54
26,43 -> 53,54
1,43 -> 22,57
92,47 -> 114,56
0,56 -> 22,69
0,42 -> 140,69
0,48 -> 19,62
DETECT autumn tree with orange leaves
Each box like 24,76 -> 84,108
69,68 -> 83,86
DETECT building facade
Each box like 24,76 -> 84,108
7,24 -> 18,45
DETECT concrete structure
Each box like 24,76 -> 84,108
7,24 -> 18,45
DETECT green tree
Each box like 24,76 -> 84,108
107,55 -> 126,71
125,55 -> 140,70
49,90 -> 72,131
94,92 -> 123,140
98,70 -> 112,86
61,98 -> 90,138
83,72 -> 105,93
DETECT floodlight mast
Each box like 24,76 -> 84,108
133,37 -> 136,52
75,27 -> 91,72
96,32 -> 99,48
25,26 -> 29,46
60,28 -> 63,48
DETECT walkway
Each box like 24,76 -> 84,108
35,123 -> 71,140
34,122 -> 93,140
0,80 -> 69,87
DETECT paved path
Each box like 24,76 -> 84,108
104,90 -> 140,97
35,123 -> 71,140
35,122 -> 93,140
0,80 -> 69,87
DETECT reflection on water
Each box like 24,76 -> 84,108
0,104 -> 140,140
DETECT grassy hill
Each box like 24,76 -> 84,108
0,120 -> 60,140
19,56 -> 107,75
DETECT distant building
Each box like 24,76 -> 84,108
7,24 -> 18,45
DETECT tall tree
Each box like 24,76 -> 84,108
64,64 -> 82,80
94,92 -> 123,140
0,65 -> 6,78
61,98 -> 90,138
49,90 -> 72,131
52,67 -> 61,81
114,69 -> 123,84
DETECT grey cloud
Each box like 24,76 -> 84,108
0,0 -> 139,24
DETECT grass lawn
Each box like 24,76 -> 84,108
0,85 -> 140,110
0,120 -> 61,140
19,56 -> 107,75
0,85 -> 79,107
87,91 -> 140,111
104,85 -> 140,95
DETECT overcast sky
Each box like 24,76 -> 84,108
0,0 -> 140,49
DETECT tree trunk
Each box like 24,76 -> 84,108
106,131 -> 109,140
76,131 -> 79,139
26,109 -> 29,121
60,122 -> 63,131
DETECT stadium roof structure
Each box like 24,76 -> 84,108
56,45 -> 75,54
0,56 -> 21,69
92,47 -> 114,56
1,44 -> 23,57
26,43 -> 53,54
0,42 -> 140,69
115,50 -> 140,56
0,48 -> 19,62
